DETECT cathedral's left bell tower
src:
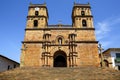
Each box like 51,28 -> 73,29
26,3 -> 48,28
20,3 -> 49,67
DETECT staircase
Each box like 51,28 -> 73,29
0,67 -> 120,80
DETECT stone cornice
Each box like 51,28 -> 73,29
27,16 -> 48,19
75,41 -> 98,43
29,4 -> 47,8
25,28 -> 95,31
22,41 -> 43,43
73,5 -> 91,8
72,15 -> 93,18
22,41 -> 98,44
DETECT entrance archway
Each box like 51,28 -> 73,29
53,50 -> 67,67
104,60 -> 109,67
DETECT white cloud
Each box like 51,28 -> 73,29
100,41 -> 111,49
95,16 -> 120,40
95,22 -> 110,40
95,16 -> 120,48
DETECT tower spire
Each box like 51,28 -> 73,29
88,2 -> 90,5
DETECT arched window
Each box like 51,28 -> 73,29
34,20 -> 38,27
58,37 -> 62,45
82,20 -> 87,27
81,11 -> 85,16
35,11 -> 39,16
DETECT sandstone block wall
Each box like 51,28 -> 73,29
21,28 -> 100,67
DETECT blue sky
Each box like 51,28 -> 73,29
0,0 -> 120,62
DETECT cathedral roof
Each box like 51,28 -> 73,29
48,25 -> 72,28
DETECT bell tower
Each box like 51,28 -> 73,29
72,3 -> 93,28
20,3 -> 49,67
26,3 -> 48,28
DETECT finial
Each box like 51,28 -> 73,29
58,20 -> 62,27
88,2 -> 90,5
74,0 -> 76,4
29,2 -> 32,5
58,20 -> 62,24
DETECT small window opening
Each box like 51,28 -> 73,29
35,11 -> 39,16
34,20 -> 38,27
82,20 -> 87,27
81,11 -> 85,16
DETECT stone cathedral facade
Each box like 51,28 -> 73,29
20,2 -> 100,67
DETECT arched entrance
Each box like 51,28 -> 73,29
104,60 -> 109,67
53,50 -> 67,67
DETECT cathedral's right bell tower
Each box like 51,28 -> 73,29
72,3 -> 93,28
70,2 -> 100,67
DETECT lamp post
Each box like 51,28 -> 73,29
98,44 -> 105,68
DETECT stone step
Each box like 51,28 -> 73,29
0,67 -> 120,80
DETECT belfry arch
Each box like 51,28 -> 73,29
53,50 -> 67,67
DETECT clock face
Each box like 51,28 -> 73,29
35,7 -> 39,11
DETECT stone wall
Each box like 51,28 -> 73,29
21,28 -> 100,67
20,3 -> 100,67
